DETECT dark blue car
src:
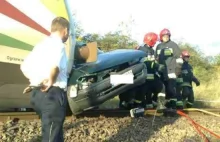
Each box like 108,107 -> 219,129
67,49 -> 148,115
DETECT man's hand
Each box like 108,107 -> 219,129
196,82 -> 200,86
40,66 -> 59,92
23,86 -> 32,94
41,79 -> 54,92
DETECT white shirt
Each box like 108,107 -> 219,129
20,34 -> 68,89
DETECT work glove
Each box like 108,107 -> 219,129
196,82 -> 200,86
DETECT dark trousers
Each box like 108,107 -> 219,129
30,86 -> 67,142
119,84 -> 146,108
176,84 -> 183,101
145,78 -> 165,105
182,86 -> 194,107
119,88 -> 136,104
134,83 -> 147,103
164,79 -> 177,100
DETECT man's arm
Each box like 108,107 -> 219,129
189,65 -> 200,86
192,75 -> 200,86
155,44 -> 160,60
48,66 -> 60,85
23,60 -> 60,93
171,42 -> 183,65
172,42 -> 181,59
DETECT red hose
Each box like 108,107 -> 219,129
189,120 -> 209,142
177,110 -> 209,142
177,110 -> 220,139
195,123 -> 220,139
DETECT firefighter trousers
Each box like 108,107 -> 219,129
145,78 -> 165,107
176,84 -> 183,101
164,79 -> 177,108
134,83 -> 146,107
164,79 -> 177,100
182,86 -> 194,108
176,82 -> 184,108
119,84 -> 146,108
119,87 -> 136,108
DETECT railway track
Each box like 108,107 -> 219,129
0,108 -> 219,122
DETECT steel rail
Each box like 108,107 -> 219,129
0,108 -> 219,122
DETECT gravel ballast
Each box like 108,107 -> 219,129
0,115 -> 220,142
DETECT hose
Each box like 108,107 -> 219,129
177,110 -> 209,142
194,121 -> 220,139
184,108 -> 220,117
146,108 -> 220,140
177,110 -> 220,140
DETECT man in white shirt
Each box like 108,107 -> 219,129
20,17 -> 70,142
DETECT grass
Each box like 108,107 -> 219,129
193,80 -> 220,108
193,66 -> 220,108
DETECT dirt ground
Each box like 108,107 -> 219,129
0,114 -> 220,142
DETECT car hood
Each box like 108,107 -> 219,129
76,49 -> 146,73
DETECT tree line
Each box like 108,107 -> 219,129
74,16 -> 220,82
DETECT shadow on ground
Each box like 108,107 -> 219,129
194,100 -> 220,108
107,115 -> 179,142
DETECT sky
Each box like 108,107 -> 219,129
71,0 -> 220,56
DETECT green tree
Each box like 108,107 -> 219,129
96,17 -> 138,51
213,54 -> 220,66
73,15 -> 138,51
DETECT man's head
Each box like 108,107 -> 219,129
51,17 -> 70,43
181,50 -> 190,62
159,28 -> 171,43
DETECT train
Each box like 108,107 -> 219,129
0,0 -> 148,115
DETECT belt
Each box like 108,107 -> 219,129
29,85 -> 42,89
30,85 -> 66,92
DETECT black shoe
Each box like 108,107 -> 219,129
165,102 -> 170,108
176,105 -> 183,110
169,100 -> 177,109
163,108 -> 177,117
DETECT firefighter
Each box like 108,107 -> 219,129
155,28 -> 183,109
135,32 -> 166,110
181,50 -> 200,108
